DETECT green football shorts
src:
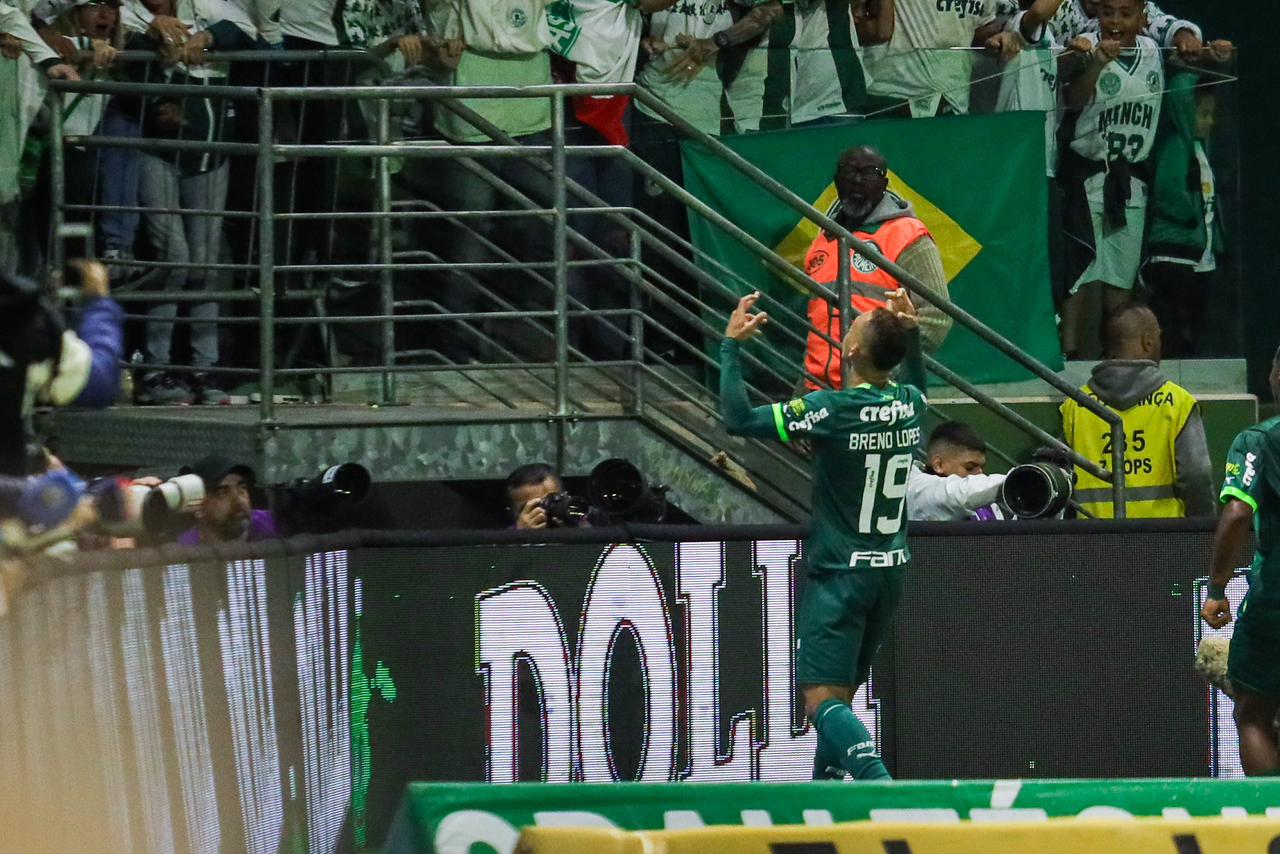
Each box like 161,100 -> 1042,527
796,566 -> 906,688
1229,593 -> 1280,698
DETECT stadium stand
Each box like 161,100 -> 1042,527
1,0 -> 1277,851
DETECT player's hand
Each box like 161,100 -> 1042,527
1065,36 -> 1093,55
0,33 -> 22,60
1172,29 -> 1201,62
725,292 -> 770,341
148,14 -> 191,48
1203,39 -> 1234,63
1094,39 -> 1121,65
69,258 -> 110,299
90,38 -> 118,70
516,500 -> 548,530
985,31 -> 1024,62
665,34 -> 717,82
67,497 -> 101,533
1201,596 -> 1232,630
642,36 -> 670,57
424,36 -> 465,71
395,34 -> 425,66
885,288 -> 918,328
45,63 -> 80,82
179,30 -> 214,65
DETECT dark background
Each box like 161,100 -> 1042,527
1159,3 -> 1280,399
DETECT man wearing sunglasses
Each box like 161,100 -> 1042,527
802,145 -> 951,391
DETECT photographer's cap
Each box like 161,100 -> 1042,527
181,456 -> 256,491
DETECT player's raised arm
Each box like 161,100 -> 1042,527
719,293 -> 788,440
1020,0 -> 1067,42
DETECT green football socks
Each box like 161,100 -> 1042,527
813,698 -> 891,781
812,732 -> 840,780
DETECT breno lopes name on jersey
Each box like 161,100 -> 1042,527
850,397 -> 920,452
849,427 -> 922,451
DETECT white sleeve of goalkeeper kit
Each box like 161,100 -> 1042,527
907,466 -> 1007,522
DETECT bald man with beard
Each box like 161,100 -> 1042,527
802,145 -> 951,391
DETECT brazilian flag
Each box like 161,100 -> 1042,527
681,111 -> 1063,385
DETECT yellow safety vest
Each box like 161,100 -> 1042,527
1060,380 -> 1198,519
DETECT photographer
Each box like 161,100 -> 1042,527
907,421 -> 1009,522
1,260 -> 124,475
174,456 -> 279,545
506,463 -> 589,530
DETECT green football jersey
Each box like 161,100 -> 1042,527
720,339 -> 926,571
1221,415 -> 1280,607
771,383 -> 926,572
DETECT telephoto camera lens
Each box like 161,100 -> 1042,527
588,459 -> 668,523
142,473 -> 206,533
1001,462 -> 1074,520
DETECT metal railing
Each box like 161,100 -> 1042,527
46,63 -> 1140,516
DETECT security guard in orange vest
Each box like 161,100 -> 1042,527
1060,303 -> 1215,518
804,146 -> 953,390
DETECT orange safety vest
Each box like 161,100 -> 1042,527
803,216 -> 930,390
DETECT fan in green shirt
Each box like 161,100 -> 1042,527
1202,344 -> 1280,776
720,289 -> 925,781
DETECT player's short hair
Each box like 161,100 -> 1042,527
928,421 -> 987,455
863,309 -> 909,372
505,463 -> 561,505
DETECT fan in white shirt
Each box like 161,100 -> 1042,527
1046,0 -> 1231,62
862,0 -> 1009,117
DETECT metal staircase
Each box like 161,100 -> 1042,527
47,75 -> 1129,520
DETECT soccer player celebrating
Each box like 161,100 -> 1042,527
720,289 -> 925,780
1200,346 -> 1280,776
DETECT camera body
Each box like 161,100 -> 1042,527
537,491 -> 590,528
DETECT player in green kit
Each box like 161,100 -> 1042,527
720,289 -> 924,781
1201,345 -> 1280,776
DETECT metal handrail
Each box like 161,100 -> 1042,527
424,95 -> 1091,500
422,88 -> 1126,512
80,48 -> 379,64
44,75 -> 1127,515
625,85 -> 1129,515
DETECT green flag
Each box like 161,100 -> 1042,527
681,112 -> 1063,385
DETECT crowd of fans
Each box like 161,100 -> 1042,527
0,0 -> 1236,404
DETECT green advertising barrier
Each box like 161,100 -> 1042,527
384,780 -> 1280,854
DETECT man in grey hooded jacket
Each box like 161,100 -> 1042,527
1061,302 -> 1215,518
